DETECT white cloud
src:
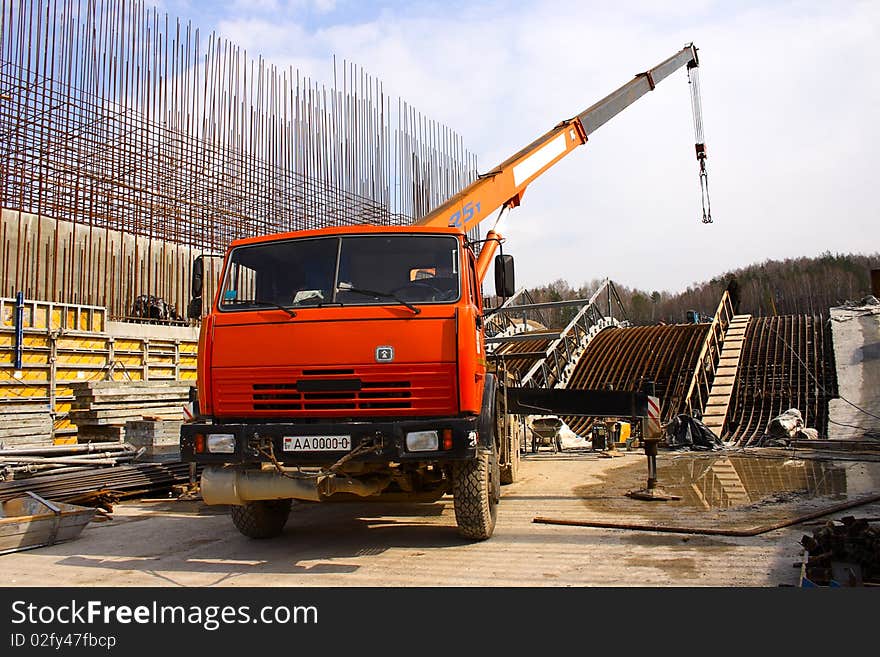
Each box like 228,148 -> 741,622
208,0 -> 880,292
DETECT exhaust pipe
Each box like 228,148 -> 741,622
201,466 -> 390,506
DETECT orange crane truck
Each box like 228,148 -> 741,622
181,44 -> 708,540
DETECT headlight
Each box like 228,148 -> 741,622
406,430 -> 438,452
207,433 -> 236,454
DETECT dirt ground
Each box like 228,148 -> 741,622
4,447 -> 878,587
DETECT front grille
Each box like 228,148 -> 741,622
252,380 -> 412,410
214,363 -> 456,417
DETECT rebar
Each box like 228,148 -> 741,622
0,0 -> 478,320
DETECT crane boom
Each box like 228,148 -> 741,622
415,44 -> 701,233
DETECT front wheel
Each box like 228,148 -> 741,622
230,499 -> 292,539
451,445 -> 499,540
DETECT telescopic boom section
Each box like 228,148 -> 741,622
415,44 -> 701,234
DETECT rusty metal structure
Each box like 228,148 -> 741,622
488,279 -> 629,389
548,309 -> 837,444
0,0 -> 478,319
562,323 -> 711,435
724,315 -> 837,446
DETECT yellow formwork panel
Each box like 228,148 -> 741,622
56,370 -> 105,381
32,307 -> 49,329
0,331 -> 49,349
0,336 -> 50,349
0,369 -> 49,383
115,355 -> 144,367
0,322 -> 201,413
114,339 -> 144,351
110,371 -> 143,381
57,336 -> 108,350
0,384 -> 49,397
56,354 -> 108,366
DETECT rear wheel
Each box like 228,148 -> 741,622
452,443 -> 499,540
230,499 -> 292,539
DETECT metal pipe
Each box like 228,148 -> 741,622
0,443 -> 134,456
0,455 -> 121,466
13,290 -> 23,371
534,492 -> 880,537
201,466 -> 390,505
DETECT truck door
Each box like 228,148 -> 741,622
458,248 -> 486,414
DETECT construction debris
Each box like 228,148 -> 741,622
0,461 -> 197,505
799,516 -> 880,586
664,414 -> 724,451
758,409 -> 820,447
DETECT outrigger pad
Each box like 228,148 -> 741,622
626,487 -> 681,502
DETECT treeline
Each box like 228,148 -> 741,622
519,252 -> 879,327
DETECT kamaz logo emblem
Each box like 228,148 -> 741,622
375,346 -> 394,362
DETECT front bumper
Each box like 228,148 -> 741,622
180,417 -> 480,465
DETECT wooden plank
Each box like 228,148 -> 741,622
70,408 -> 183,421
71,381 -> 191,391
73,391 -> 189,403
71,398 -> 188,411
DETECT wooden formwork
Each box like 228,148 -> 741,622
0,297 -> 197,444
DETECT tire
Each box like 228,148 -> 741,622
230,499 -> 292,539
451,444 -> 499,540
555,434 -> 564,453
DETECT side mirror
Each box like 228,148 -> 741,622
494,254 -> 515,298
191,255 -> 204,299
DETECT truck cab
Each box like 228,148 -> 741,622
182,224 -> 514,540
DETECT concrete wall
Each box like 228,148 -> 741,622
828,302 -> 880,439
0,208 -> 218,320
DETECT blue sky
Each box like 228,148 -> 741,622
155,1 -> 880,294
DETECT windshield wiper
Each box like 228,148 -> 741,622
336,285 -> 421,315
222,299 -> 297,318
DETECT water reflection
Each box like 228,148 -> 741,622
658,455 -> 867,509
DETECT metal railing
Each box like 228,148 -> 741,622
682,290 -> 734,417
489,279 -> 629,388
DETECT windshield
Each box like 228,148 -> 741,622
219,234 -> 461,311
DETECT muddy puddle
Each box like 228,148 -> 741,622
570,452 -> 880,531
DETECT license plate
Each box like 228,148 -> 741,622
283,435 -> 351,452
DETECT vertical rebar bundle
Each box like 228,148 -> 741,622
0,0 -> 478,319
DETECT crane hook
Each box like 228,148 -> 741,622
688,63 -> 712,224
